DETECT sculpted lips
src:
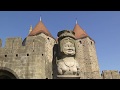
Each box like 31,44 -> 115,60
67,49 -> 73,51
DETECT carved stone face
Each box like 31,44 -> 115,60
62,41 -> 75,55
60,37 -> 75,55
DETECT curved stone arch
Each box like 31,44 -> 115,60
0,67 -> 19,79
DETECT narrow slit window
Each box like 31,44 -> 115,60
80,41 -> 82,44
91,41 -> 92,45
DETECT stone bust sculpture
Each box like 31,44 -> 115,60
56,30 -> 80,76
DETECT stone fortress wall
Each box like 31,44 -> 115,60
0,33 -> 55,79
0,18 -> 119,79
0,34 -> 119,79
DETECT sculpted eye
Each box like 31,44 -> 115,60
64,45 -> 67,47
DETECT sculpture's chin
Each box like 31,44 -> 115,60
65,53 -> 75,56
63,51 -> 75,56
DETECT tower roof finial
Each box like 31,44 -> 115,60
29,25 -> 32,34
30,25 -> 32,29
40,16 -> 42,21
76,18 -> 78,24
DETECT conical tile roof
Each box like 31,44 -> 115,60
73,23 -> 88,39
28,20 -> 53,38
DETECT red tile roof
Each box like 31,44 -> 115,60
28,21 -> 53,38
73,23 -> 88,39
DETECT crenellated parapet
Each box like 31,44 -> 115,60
0,18 -> 119,79
0,33 -> 56,79
101,70 -> 120,79
5,37 -> 22,49
0,35 -> 47,53
0,37 -> 23,55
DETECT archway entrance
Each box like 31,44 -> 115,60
0,70 -> 17,79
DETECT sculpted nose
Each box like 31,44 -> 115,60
67,44 -> 70,47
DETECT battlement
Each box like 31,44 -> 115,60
0,32 -> 119,79
0,33 -> 55,54
4,37 -> 22,49
101,70 -> 120,79
0,35 -> 48,49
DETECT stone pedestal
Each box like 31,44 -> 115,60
57,75 -> 80,79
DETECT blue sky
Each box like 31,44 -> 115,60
0,11 -> 120,73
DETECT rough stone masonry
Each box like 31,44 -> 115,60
0,19 -> 119,79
